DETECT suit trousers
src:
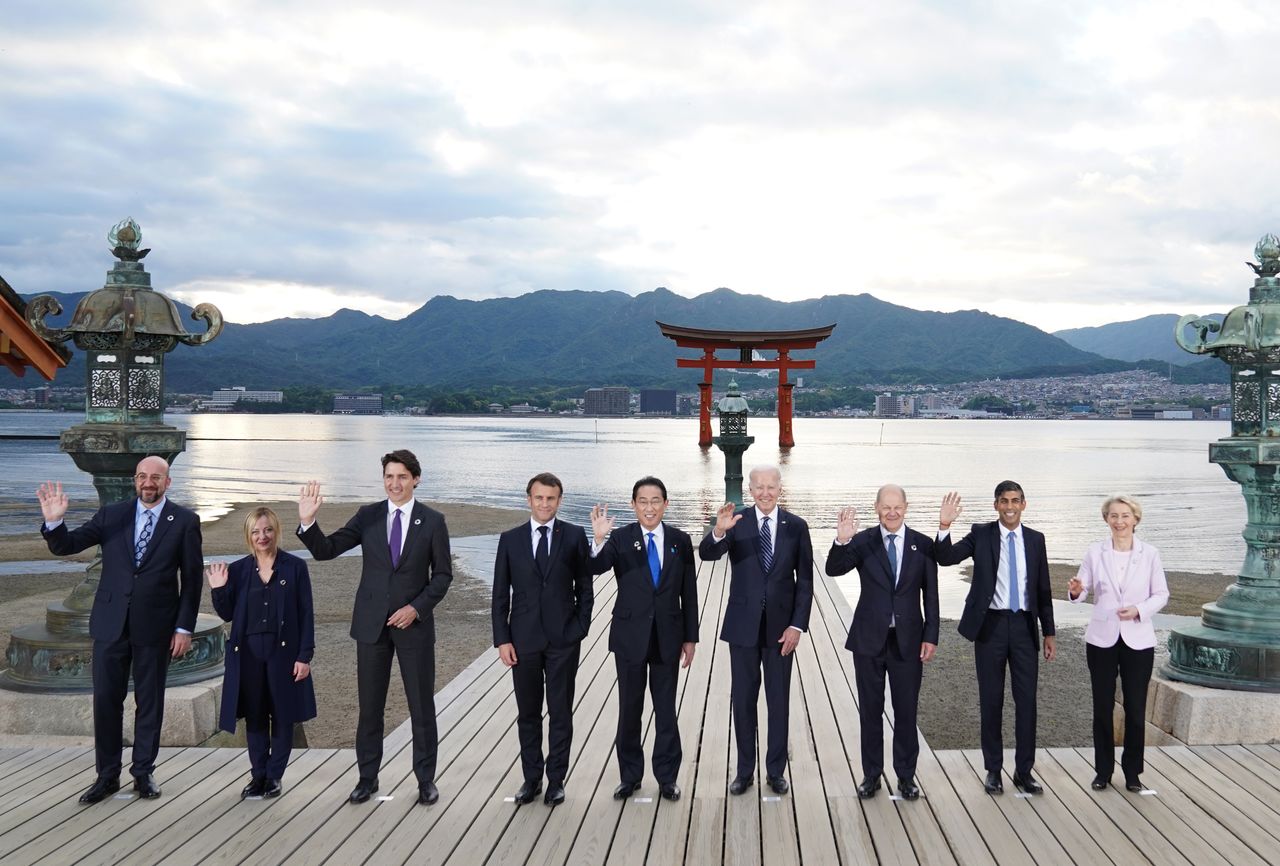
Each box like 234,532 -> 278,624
92,616 -> 170,780
1087,638 -> 1154,782
974,610 -> 1039,775
241,633 -> 294,781
615,626 -> 681,786
728,617 -> 793,779
853,627 -> 922,780
512,642 -> 581,785
356,625 -> 437,785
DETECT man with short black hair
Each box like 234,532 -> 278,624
298,449 -> 452,806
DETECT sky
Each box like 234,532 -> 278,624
1,1 -> 1277,331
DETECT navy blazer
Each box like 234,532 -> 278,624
937,521 -> 1055,646
298,500 -> 452,646
42,497 -> 203,645
592,522 -> 699,665
825,525 -> 940,656
491,519 -> 594,652
700,507 -> 814,647
211,550 -> 318,732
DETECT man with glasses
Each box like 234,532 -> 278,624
37,456 -> 203,804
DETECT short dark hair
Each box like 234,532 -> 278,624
527,472 -> 563,495
993,480 -> 1025,500
382,449 -> 422,479
632,476 -> 668,501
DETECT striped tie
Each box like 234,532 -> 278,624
760,516 -> 774,574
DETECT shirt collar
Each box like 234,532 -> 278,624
754,506 -> 777,525
1000,524 -> 1022,542
879,525 -> 901,543
641,522 -> 664,540
136,497 -> 166,518
388,499 -> 414,516
530,516 -> 556,533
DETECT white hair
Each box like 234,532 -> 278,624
748,464 -> 782,485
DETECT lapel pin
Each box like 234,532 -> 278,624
414,518 -> 421,525
634,541 -> 642,551
910,544 -> 917,551
279,579 -> 287,586
166,515 -> 174,521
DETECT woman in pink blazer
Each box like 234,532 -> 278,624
1068,495 -> 1169,793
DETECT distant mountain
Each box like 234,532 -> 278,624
1055,313 -> 1226,366
21,287 -> 1127,392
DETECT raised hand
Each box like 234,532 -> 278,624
835,506 -> 859,542
939,491 -> 963,529
36,481 -> 68,525
713,502 -> 742,536
1067,576 -> 1084,599
299,480 -> 323,526
590,503 -> 615,545
206,561 -> 229,589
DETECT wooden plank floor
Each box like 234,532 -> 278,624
3,556 -> 1280,865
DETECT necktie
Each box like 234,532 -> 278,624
1008,532 -> 1021,612
646,532 -> 661,587
537,525 -> 550,572
886,533 -> 898,587
389,509 -> 403,569
760,516 -> 774,573
134,509 -> 154,567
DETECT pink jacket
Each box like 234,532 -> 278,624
1069,537 -> 1169,650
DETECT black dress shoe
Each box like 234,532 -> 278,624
897,777 -> 920,800
984,771 -> 1003,794
612,781 -> 641,800
1091,775 -> 1110,791
544,783 -> 565,806
766,775 -> 789,795
1012,773 -> 1042,795
728,776 -> 754,796
349,778 -> 379,803
419,782 -> 439,805
659,782 -> 681,801
857,776 -> 881,799
514,779 -> 543,805
1125,777 -> 1144,793
262,779 -> 282,799
79,776 -> 120,805
241,777 -> 266,799
133,775 -> 161,799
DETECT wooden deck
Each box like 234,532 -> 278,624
3,556 -> 1280,865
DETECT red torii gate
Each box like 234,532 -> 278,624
657,321 -> 836,449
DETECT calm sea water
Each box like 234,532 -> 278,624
0,412 -> 1244,573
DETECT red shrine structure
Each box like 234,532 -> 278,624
657,321 -> 836,449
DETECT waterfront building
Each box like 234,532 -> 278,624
333,393 -> 384,415
203,385 -> 284,412
639,388 -> 677,415
584,386 -> 629,416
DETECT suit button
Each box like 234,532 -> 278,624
281,641 -> 287,646
233,646 -> 239,652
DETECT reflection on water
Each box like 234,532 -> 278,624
0,413 -> 1244,572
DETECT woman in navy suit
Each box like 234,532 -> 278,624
208,507 -> 317,798
1069,495 -> 1169,793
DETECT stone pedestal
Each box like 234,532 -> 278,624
1140,668 -> 1280,744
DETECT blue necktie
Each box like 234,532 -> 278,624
886,533 -> 898,586
389,509 -> 403,569
1008,532 -> 1021,612
760,516 -> 774,573
536,525 -> 550,572
646,532 -> 661,587
134,509 -> 154,567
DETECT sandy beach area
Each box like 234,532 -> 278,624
1,506 -> 1238,751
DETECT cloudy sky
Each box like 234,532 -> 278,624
1,1 -> 1276,331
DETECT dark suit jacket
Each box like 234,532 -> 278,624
491,519 -> 594,652
700,507 -> 814,646
211,550 -> 318,731
825,525 -> 939,656
591,522 -> 699,665
937,521 -> 1055,646
297,500 -> 452,646
42,497 -> 203,645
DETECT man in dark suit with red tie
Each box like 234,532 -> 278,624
589,477 -> 698,802
491,472 -> 594,807
936,481 -> 1056,795
825,484 -> 938,801
38,455 -> 203,804
297,449 -> 452,806
699,465 -> 813,797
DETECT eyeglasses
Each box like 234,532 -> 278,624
134,473 -> 167,483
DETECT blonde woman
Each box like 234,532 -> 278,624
1068,495 -> 1169,793
208,507 -> 317,799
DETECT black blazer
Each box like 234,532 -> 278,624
491,519 -> 594,652
825,525 -> 939,656
591,522 -> 699,665
937,521 -> 1055,646
42,497 -> 203,645
700,507 -> 814,647
211,550 -> 318,731
297,500 -> 452,646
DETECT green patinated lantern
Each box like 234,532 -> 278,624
712,380 -> 755,507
